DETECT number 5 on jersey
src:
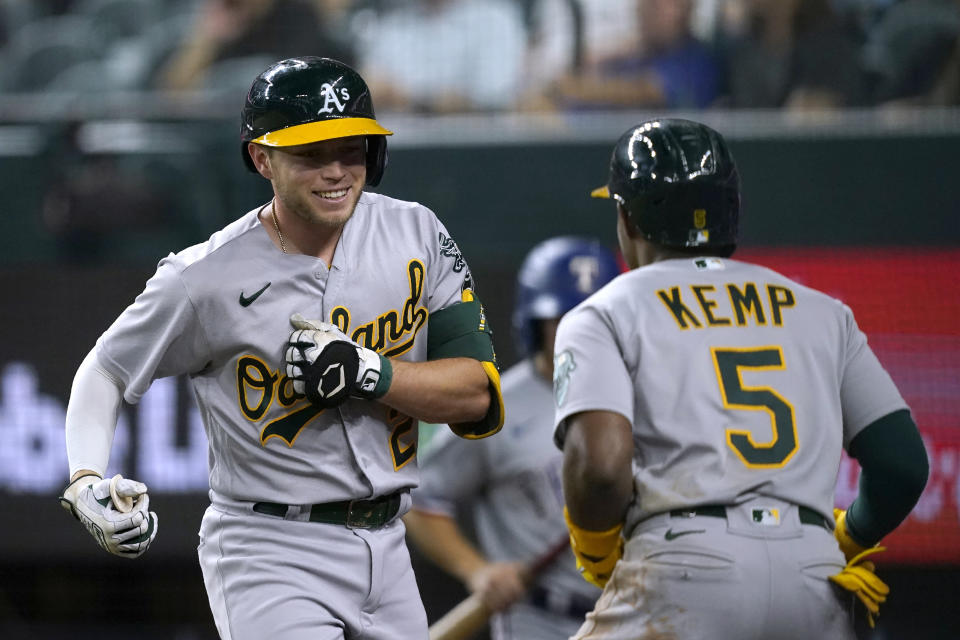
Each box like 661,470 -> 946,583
711,346 -> 798,468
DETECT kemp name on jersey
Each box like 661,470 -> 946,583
652,256 -> 795,329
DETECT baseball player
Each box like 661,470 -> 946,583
58,57 -> 504,640
553,118 -> 930,639
405,236 -> 619,639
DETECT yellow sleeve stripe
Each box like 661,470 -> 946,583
450,360 -> 504,440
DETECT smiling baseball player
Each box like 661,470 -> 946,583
554,118 -> 929,639
60,57 -> 503,640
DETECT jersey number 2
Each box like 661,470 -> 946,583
711,346 -> 797,468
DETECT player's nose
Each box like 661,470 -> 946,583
318,159 -> 349,180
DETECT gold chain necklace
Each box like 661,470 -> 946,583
270,200 -> 287,254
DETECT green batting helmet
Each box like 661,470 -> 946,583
592,118 -> 740,252
240,57 -> 393,186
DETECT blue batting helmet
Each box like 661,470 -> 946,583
512,236 -> 621,357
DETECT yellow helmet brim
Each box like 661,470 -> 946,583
251,117 -> 393,147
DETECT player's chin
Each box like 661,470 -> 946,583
310,191 -> 359,225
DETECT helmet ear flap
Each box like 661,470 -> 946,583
365,136 -> 388,187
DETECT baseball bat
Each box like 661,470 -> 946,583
428,536 -> 571,640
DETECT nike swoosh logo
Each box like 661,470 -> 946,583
239,282 -> 271,307
664,528 -> 706,541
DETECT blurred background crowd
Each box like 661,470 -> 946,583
1,0 -> 958,112
2,0 -> 958,269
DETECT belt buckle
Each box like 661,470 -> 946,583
344,499 -> 374,529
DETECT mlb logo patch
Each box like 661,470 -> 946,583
693,257 -> 725,271
752,508 -> 781,526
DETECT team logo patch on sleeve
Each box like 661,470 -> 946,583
553,350 -> 576,407
438,232 -> 466,273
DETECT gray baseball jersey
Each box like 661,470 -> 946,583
97,192 -> 473,505
94,192 -> 478,639
552,256 -> 909,639
414,359 -> 601,640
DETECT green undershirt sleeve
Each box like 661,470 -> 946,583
845,408 -> 929,547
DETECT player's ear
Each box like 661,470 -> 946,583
248,143 -> 274,179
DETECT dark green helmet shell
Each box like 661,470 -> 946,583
240,57 -> 392,185
592,118 -> 740,251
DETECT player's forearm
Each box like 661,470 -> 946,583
403,510 -> 487,584
381,358 -> 490,424
562,411 -> 634,531
65,349 -> 124,478
846,409 -> 929,546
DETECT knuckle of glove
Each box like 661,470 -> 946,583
301,341 -> 360,408
576,562 -> 613,589
117,512 -> 159,558
286,361 -> 305,383
829,554 -> 889,626
571,540 -> 621,589
833,509 -> 870,562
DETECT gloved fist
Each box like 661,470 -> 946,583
829,546 -> 889,629
564,507 -> 623,589
286,313 -> 392,408
59,474 -> 159,558
833,508 -> 870,562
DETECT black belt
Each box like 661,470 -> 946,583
528,585 -> 595,620
253,492 -> 403,529
668,504 -> 829,530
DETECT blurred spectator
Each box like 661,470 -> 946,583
716,0 -> 866,109
354,0 -> 526,113
517,0 -> 582,104
40,123 -> 172,264
929,36 -> 960,105
541,0 -> 720,110
310,0 -> 357,32
40,121 -> 219,264
861,0 -> 960,106
576,0 -> 641,66
155,0 -> 352,91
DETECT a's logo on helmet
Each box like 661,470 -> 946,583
569,256 -> 600,294
694,208 -> 707,229
318,83 -> 351,114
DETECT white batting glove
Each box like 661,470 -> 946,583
285,313 -> 392,407
59,474 -> 159,558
